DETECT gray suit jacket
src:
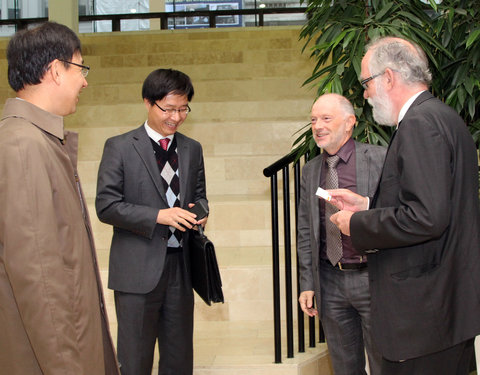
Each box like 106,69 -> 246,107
96,125 -> 207,294
297,141 -> 386,313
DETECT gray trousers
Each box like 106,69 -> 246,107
114,252 -> 194,375
319,260 -> 381,375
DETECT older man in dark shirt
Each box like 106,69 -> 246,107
297,94 -> 386,375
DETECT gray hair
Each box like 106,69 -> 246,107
366,36 -> 432,86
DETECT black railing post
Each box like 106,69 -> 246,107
112,17 -> 121,31
294,160 -> 305,353
160,14 -> 168,29
209,14 -> 216,28
282,166 -> 294,358
319,318 -> 325,343
270,174 -> 282,363
309,315 -> 316,347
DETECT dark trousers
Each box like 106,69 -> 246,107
114,252 -> 194,375
319,261 -> 382,375
381,338 -> 475,375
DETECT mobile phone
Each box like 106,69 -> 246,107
187,199 -> 209,220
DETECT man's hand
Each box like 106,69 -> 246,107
156,207 -> 197,231
299,291 -> 318,317
330,210 -> 354,236
327,189 -> 369,212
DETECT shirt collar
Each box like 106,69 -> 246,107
323,137 -> 354,164
398,90 -> 426,126
2,98 -> 64,140
144,121 -> 174,143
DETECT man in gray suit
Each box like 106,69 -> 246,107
96,69 -> 208,375
298,94 -> 385,375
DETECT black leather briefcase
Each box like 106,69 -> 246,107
189,226 -> 224,305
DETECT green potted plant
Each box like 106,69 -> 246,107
292,0 -> 480,162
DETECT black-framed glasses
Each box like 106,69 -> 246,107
360,72 -> 383,90
59,59 -> 90,78
154,102 -> 191,116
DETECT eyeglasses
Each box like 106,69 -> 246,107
59,59 -> 90,78
360,72 -> 383,90
154,102 -> 191,116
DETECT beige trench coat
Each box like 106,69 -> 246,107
0,98 -> 120,375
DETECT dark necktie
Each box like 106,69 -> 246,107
325,155 -> 343,265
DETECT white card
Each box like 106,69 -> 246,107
316,187 -> 332,201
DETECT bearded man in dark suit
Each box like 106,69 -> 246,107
330,36 -> 480,375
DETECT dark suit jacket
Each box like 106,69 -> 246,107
297,141 -> 386,314
351,91 -> 480,361
96,125 -> 207,294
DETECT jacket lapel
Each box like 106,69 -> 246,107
355,142 -> 369,197
176,133 -> 189,207
310,156 -> 322,246
131,126 -> 168,206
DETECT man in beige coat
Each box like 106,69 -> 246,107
0,22 -> 120,375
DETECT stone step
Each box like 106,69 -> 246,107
78,149 -> 294,198
76,76 -> 313,105
100,273 -> 332,373
191,320 -> 331,375
70,118 -> 308,161
82,60 -> 313,86
80,26 -> 308,56
87,192 -> 295,250
97,240 -> 299,319
98,244 -> 299,322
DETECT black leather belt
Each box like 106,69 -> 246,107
167,246 -> 183,254
321,258 -> 367,271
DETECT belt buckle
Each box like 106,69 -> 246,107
338,262 -> 344,271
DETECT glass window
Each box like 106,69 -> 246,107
92,0 -> 149,32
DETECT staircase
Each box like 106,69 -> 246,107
0,26 -> 332,374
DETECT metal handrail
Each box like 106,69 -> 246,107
263,153 -> 324,363
0,7 -> 307,31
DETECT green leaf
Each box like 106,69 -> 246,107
336,62 -> 345,76
342,30 -> 356,49
464,77 -> 474,96
468,97 -> 476,120
454,8 -> 468,17
466,29 -> 480,49
396,11 -> 423,27
331,76 -> 343,94
331,30 -> 348,49
375,2 -> 394,21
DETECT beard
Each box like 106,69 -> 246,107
368,83 -> 397,126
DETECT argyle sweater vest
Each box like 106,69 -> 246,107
151,137 -> 182,248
